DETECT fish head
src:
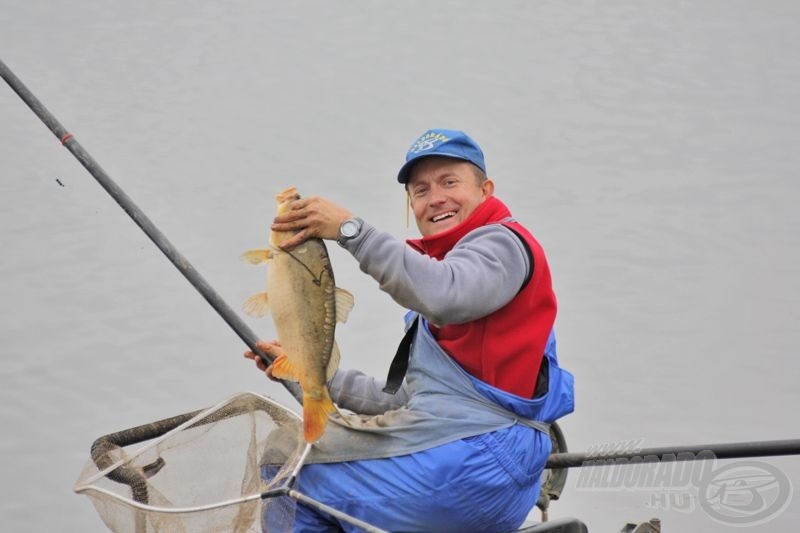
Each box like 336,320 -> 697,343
270,186 -> 302,247
275,186 -> 301,209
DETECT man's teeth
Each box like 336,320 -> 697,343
432,212 -> 456,222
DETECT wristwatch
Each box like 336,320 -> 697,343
337,217 -> 364,246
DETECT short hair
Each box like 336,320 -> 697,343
472,166 -> 488,184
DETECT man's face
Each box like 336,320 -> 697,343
407,157 -> 494,237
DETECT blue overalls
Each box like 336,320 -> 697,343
263,316 -> 574,532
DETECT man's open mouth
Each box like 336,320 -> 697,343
431,211 -> 456,223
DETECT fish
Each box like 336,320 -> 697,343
241,186 -> 354,443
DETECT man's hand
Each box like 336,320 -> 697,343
271,196 -> 353,250
244,339 -> 283,381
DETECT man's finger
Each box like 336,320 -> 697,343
274,200 -> 310,222
265,364 -> 280,382
279,230 -> 307,250
274,210 -> 304,223
255,339 -> 274,351
270,222 -> 296,234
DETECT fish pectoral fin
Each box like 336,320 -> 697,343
327,341 -> 341,381
243,292 -> 270,317
240,249 -> 274,265
334,287 -> 355,323
269,353 -> 300,382
302,389 -> 337,443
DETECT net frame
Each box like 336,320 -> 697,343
74,391 -> 388,533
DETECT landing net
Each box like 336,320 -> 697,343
73,392 -> 385,533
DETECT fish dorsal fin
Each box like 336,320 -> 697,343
240,249 -> 274,265
327,341 -> 341,381
335,288 -> 355,323
243,292 -> 270,317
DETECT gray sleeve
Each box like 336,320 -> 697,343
328,368 -> 409,415
342,222 -> 530,325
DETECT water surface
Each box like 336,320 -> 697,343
2,2 -> 799,531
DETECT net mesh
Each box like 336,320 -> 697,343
74,392 -> 308,533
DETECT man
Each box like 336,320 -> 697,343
246,129 -> 574,532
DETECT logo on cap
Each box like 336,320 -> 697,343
409,131 -> 450,154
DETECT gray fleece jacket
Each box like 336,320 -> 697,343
329,220 -> 530,415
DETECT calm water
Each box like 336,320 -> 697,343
2,2 -> 799,531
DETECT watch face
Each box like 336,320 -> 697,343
341,220 -> 358,238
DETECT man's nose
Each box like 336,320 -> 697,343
428,185 -> 446,205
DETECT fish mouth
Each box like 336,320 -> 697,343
430,211 -> 457,223
276,186 -> 300,204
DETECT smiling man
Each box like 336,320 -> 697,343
247,129 -> 574,532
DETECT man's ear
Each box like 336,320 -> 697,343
482,178 -> 495,197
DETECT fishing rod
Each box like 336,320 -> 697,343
546,437 -> 800,469
0,58 -> 302,405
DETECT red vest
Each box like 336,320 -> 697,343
407,197 -> 557,398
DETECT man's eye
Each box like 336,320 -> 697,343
413,188 -> 427,197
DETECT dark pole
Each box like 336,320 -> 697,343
546,438 -> 800,469
0,58 -> 302,404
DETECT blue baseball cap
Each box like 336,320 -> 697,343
397,129 -> 486,183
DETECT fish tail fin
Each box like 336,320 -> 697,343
243,292 -> 270,317
240,249 -> 274,265
302,389 -> 337,443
